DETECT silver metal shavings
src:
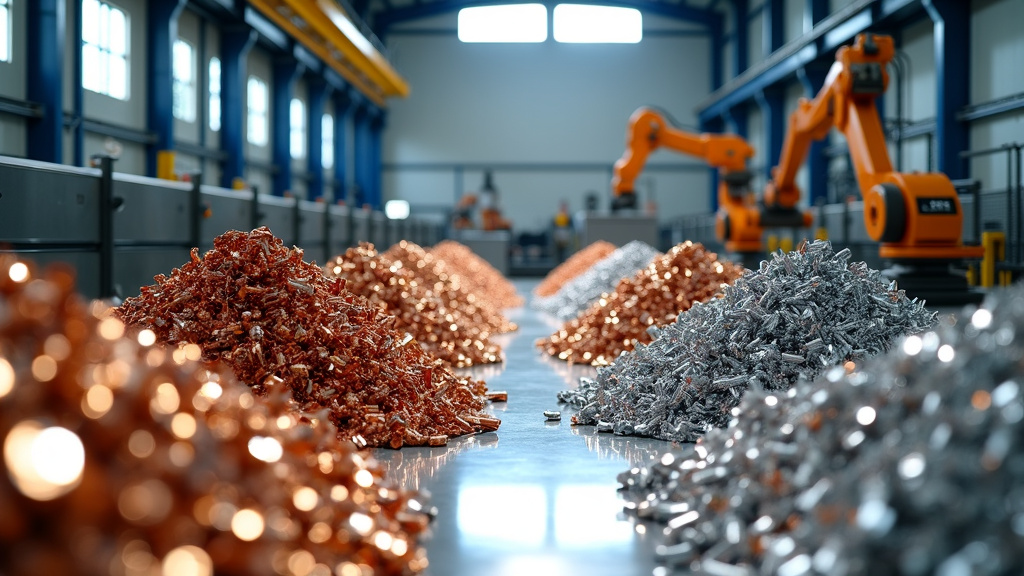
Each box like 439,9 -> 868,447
558,241 -> 935,442
532,240 -> 661,321
544,410 -> 562,421
617,285 -> 1024,575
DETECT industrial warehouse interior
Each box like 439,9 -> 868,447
2,0 -> 1024,574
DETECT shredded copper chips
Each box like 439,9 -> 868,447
0,256 -> 431,576
430,240 -> 523,309
324,243 -> 503,368
384,240 -> 517,334
539,242 -> 745,366
117,228 -> 499,448
533,241 -> 618,298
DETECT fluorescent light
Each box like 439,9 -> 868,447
385,200 -> 410,220
553,4 -> 642,44
458,4 -> 547,43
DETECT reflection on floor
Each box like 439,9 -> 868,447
371,279 -> 678,576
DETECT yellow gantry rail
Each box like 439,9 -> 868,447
248,0 -> 410,107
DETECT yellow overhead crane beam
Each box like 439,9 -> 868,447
248,0 -> 410,107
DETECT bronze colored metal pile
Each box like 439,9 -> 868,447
118,228 -> 500,448
620,288 -> 1024,575
384,240 -> 517,334
0,257 -> 431,576
533,241 -> 617,298
538,242 -> 744,366
324,243 -> 502,368
431,240 -> 523,309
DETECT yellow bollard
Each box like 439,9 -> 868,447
232,177 -> 247,190
966,265 -> 977,287
156,150 -> 176,181
779,236 -> 794,254
814,226 -> 828,241
766,234 -> 779,254
981,230 -> 1006,288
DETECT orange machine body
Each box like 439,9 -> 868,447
612,107 -> 763,253
767,33 -> 982,260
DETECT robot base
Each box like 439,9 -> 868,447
882,259 -> 985,306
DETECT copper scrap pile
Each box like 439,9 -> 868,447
538,242 -> 744,366
430,240 -> 523,309
118,228 -> 500,448
384,240 -> 517,334
324,243 -> 502,368
0,257 -> 431,576
533,241 -> 617,298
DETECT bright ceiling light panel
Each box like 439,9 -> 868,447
458,4 -> 548,43
553,4 -> 642,43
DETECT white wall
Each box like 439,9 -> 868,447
383,13 -> 713,231
0,0 -> 27,156
969,0 -> 1024,192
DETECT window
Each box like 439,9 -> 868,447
553,5 -> 642,43
172,39 -> 195,121
290,98 -> 305,159
82,0 -> 130,100
322,114 -> 334,170
208,57 -> 221,131
246,76 -> 268,146
457,4 -> 547,43
0,0 -> 10,63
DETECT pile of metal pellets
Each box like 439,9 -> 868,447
620,286 -> 1024,575
533,240 -> 661,321
558,241 -> 935,441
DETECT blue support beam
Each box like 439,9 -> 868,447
725,104 -> 748,139
697,0 -> 921,124
732,0 -> 749,79
700,116 -> 725,213
710,19 -> 724,90
72,0 -> 84,166
369,110 -> 386,209
376,0 -> 722,33
763,0 -> 784,58
352,101 -> 371,207
756,88 -> 785,185
923,0 -> 970,180
798,66 -> 829,205
219,27 -> 257,189
146,0 -> 189,177
805,0 -> 828,32
272,58 -> 305,197
26,0 -> 65,163
333,89 -> 354,203
307,78 -> 327,201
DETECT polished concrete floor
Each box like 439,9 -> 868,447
372,279 -> 676,576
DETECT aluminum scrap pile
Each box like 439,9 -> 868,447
533,240 -> 661,321
619,288 -> 1024,576
558,241 -> 934,442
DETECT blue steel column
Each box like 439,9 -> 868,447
352,101 -> 371,207
732,0 -> 748,79
756,88 -> 785,185
710,18 -> 724,91
763,0 -> 784,58
72,0 -> 84,166
272,59 -> 304,197
219,27 -> 257,189
368,110 -> 385,210
800,67 -> 829,205
923,0 -> 970,180
146,0 -> 188,177
701,116 -> 725,212
805,0 -> 828,32
306,78 -> 327,201
333,88 -> 353,203
26,0 -> 65,163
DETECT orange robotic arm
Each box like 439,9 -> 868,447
766,33 -> 981,260
611,107 -> 766,253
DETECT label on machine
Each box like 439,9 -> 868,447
916,197 -> 957,215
